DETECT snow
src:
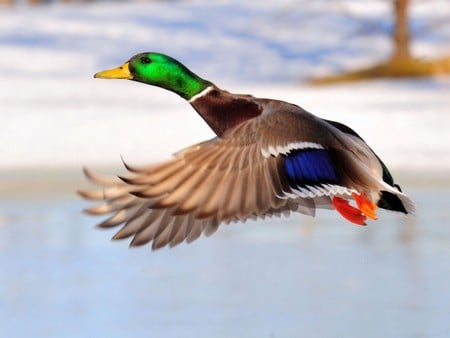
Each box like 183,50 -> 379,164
0,0 -> 449,171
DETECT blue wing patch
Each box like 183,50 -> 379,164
284,149 -> 338,188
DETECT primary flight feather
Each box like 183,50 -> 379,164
79,52 -> 415,250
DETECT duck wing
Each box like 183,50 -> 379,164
79,103 -> 414,249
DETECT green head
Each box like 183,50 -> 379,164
94,52 -> 212,100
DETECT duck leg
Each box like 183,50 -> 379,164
332,192 -> 378,225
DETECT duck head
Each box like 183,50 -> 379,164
94,52 -> 212,100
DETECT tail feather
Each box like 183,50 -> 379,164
377,190 -> 407,213
377,183 -> 416,215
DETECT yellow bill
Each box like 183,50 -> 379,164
94,62 -> 132,79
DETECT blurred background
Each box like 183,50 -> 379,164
1,1 -> 449,337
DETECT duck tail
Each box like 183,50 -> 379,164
377,184 -> 416,215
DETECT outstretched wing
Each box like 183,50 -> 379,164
79,108 -> 380,249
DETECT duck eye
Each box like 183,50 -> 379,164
141,56 -> 151,64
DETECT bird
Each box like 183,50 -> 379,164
79,52 -> 415,250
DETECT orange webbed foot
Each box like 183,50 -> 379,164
332,196 -> 367,226
352,192 -> 378,220
332,192 -> 378,226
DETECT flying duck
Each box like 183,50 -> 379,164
79,52 -> 415,250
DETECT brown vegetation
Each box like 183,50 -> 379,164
309,0 -> 450,84
309,56 -> 450,85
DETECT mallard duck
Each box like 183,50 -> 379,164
79,52 -> 415,250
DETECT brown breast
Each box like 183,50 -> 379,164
190,87 -> 263,136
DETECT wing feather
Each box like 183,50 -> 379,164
80,107 -> 400,249
129,209 -> 167,247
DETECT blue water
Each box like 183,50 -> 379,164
0,179 -> 449,338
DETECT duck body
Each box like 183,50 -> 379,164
80,52 -> 415,250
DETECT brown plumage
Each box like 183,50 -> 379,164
80,53 -> 415,250
80,87 -> 415,250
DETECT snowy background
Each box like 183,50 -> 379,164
1,2 -> 450,338
0,0 -> 449,171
